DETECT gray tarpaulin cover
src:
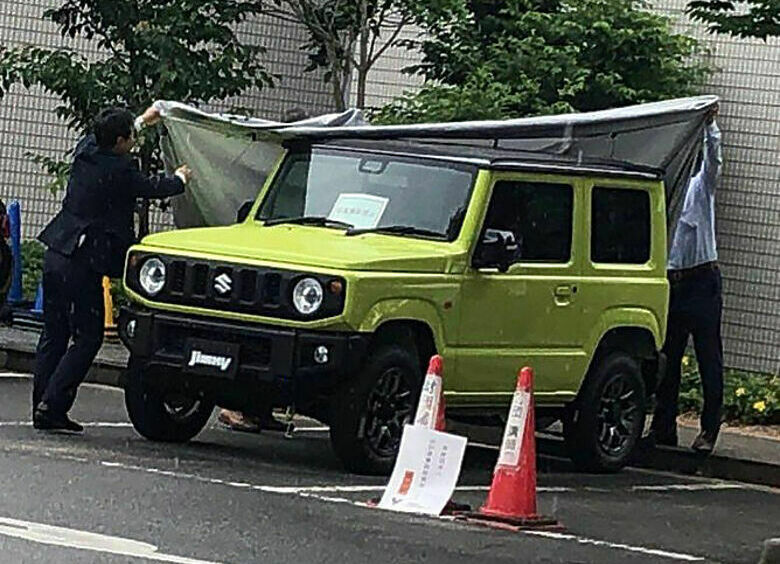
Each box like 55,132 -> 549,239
156,95 -> 719,233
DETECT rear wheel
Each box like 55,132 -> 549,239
564,352 -> 646,472
330,343 -> 422,475
124,364 -> 214,443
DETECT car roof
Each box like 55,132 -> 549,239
298,138 -> 663,181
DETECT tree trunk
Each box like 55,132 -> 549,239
356,68 -> 367,109
326,42 -> 347,111
356,1 -> 369,108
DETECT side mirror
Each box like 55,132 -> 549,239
236,200 -> 254,223
473,229 -> 518,273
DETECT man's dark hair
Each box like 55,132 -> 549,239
94,107 -> 134,149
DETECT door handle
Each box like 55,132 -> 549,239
554,285 -> 572,297
554,284 -> 575,305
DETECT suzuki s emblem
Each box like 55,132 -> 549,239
214,273 -> 233,295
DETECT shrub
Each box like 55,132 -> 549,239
678,354 -> 779,425
20,239 -> 45,302
21,239 -> 126,322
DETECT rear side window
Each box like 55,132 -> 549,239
483,181 -> 573,263
591,187 -> 650,264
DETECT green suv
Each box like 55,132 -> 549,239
120,138 -> 668,474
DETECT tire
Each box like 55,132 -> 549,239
563,352 -> 646,472
330,343 -> 422,475
124,366 -> 214,443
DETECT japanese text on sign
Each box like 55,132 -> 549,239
497,390 -> 531,468
328,193 -> 389,229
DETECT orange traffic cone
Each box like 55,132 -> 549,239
414,355 -> 446,431
467,367 -> 560,528
369,355 -> 469,513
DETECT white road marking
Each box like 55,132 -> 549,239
0,421 -> 132,428
291,426 -> 330,433
632,483 -> 745,492
0,373 -> 121,392
0,452 -> 746,563
0,517 -> 223,564
469,441 -> 499,451
521,530 -> 705,562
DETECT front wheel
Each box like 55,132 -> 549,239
563,352 -> 646,472
329,343 -> 422,475
124,366 -> 214,443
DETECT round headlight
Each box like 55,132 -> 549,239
292,277 -> 324,315
139,257 -> 166,296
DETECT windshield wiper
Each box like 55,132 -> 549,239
345,225 -> 445,239
263,216 -> 354,229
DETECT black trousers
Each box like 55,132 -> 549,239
653,266 -> 723,435
33,249 -> 104,416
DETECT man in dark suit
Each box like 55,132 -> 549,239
33,106 -> 191,433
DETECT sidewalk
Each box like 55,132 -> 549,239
677,421 -> 779,466
0,325 -> 127,386
2,323 -> 779,486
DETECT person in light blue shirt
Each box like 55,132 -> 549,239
651,105 -> 723,453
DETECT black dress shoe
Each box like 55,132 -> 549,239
691,430 -> 718,453
644,428 -> 679,448
33,408 -> 84,434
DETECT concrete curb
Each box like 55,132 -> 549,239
535,435 -> 780,489
0,343 -> 123,388
2,340 -> 778,489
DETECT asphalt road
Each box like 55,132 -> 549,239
0,372 -> 776,564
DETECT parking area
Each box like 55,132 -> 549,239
0,373 -> 777,564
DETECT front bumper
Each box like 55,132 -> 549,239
118,307 -> 369,404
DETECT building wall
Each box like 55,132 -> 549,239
653,0 -> 780,375
355,3 -> 780,374
2,1 -> 778,373
0,0 -> 336,236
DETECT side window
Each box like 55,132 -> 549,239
591,187 -> 650,264
483,181 -> 573,263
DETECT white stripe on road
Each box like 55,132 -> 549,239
521,530 -> 705,562
0,373 -> 122,393
632,483 -> 745,492
11,456 -> 719,563
291,426 -> 330,433
0,421 -> 132,428
0,517 -> 222,564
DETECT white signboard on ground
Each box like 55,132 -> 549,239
378,425 -> 467,516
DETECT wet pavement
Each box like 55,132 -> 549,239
0,373 -> 777,563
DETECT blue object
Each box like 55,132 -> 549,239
32,281 -> 44,315
7,200 -> 23,305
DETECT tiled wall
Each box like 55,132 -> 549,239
2,1 -> 778,373
655,0 -> 779,374
356,3 -> 779,374
0,2 -> 336,237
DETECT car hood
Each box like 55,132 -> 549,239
140,224 -> 464,273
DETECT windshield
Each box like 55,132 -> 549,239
257,148 -> 476,241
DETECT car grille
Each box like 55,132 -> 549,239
127,254 -> 345,320
161,259 -> 284,316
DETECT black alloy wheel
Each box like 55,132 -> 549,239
364,366 -> 415,458
564,352 -> 646,472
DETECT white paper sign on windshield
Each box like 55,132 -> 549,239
328,193 -> 389,229
378,425 -> 467,516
